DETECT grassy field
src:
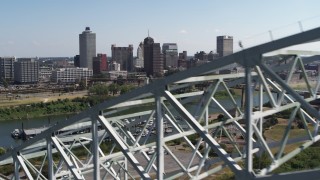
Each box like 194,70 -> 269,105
264,118 -> 314,154
0,90 -> 88,108
264,124 -> 310,141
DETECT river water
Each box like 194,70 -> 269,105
0,93 -> 273,148
0,115 -> 68,148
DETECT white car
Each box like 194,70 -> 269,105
147,149 -> 155,155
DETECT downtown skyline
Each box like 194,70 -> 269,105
1,0 -> 320,57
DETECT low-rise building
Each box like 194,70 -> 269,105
110,62 -> 121,71
51,67 -> 93,84
93,53 -> 108,75
107,71 -> 127,80
39,66 -> 53,82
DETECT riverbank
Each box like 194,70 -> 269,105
0,99 -> 87,121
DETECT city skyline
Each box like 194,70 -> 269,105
1,1 -> 320,57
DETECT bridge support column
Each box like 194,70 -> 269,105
245,63 -> 253,177
156,94 -> 164,180
92,116 -> 100,180
47,137 -> 55,180
14,155 -> 20,180
124,135 -> 128,180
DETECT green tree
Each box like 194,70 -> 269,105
120,85 -> 135,95
253,152 -> 272,170
116,75 -> 125,86
89,84 -> 109,95
2,78 -> 8,88
109,83 -> 119,96
79,79 -> 87,90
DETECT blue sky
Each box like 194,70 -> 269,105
1,0 -> 320,57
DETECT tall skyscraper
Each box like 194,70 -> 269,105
79,27 -> 96,69
162,43 -> 178,68
143,36 -> 163,77
217,36 -> 233,57
0,57 -> 15,81
111,44 -> 133,72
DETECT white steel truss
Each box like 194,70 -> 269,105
1,27 -> 320,180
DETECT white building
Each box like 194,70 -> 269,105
107,71 -> 127,80
39,66 -> 53,82
135,42 -> 144,68
110,62 -> 121,71
51,67 -> 93,84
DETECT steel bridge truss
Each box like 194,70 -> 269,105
1,27 -> 320,180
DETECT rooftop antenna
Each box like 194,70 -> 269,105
148,29 -> 150,38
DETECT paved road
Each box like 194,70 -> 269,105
83,146 -> 201,179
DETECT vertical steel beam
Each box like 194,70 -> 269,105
47,137 -> 55,180
245,65 -> 253,175
259,82 -> 263,133
205,105 -> 209,167
156,94 -> 164,180
124,136 -> 128,180
14,155 -> 20,180
92,117 -> 100,180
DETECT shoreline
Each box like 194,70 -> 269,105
0,112 -> 78,122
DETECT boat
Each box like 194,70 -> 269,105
11,129 -> 21,139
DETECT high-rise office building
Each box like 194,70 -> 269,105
162,43 -> 178,68
179,51 -> 187,61
93,53 -> 107,75
79,27 -> 96,69
0,57 -> 15,81
208,51 -> 219,61
217,36 -> 233,57
143,36 -> 163,77
74,55 -> 80,67
135,42 -> 144,68
137,42 -> 144,61
178,51 -> 188,69
111,44 -> 133,72
14,58 -> 39,84
194,51 -> 208,61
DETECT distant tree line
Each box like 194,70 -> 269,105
0,83 -> 136,121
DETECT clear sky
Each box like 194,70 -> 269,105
1,0 -> 320,57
